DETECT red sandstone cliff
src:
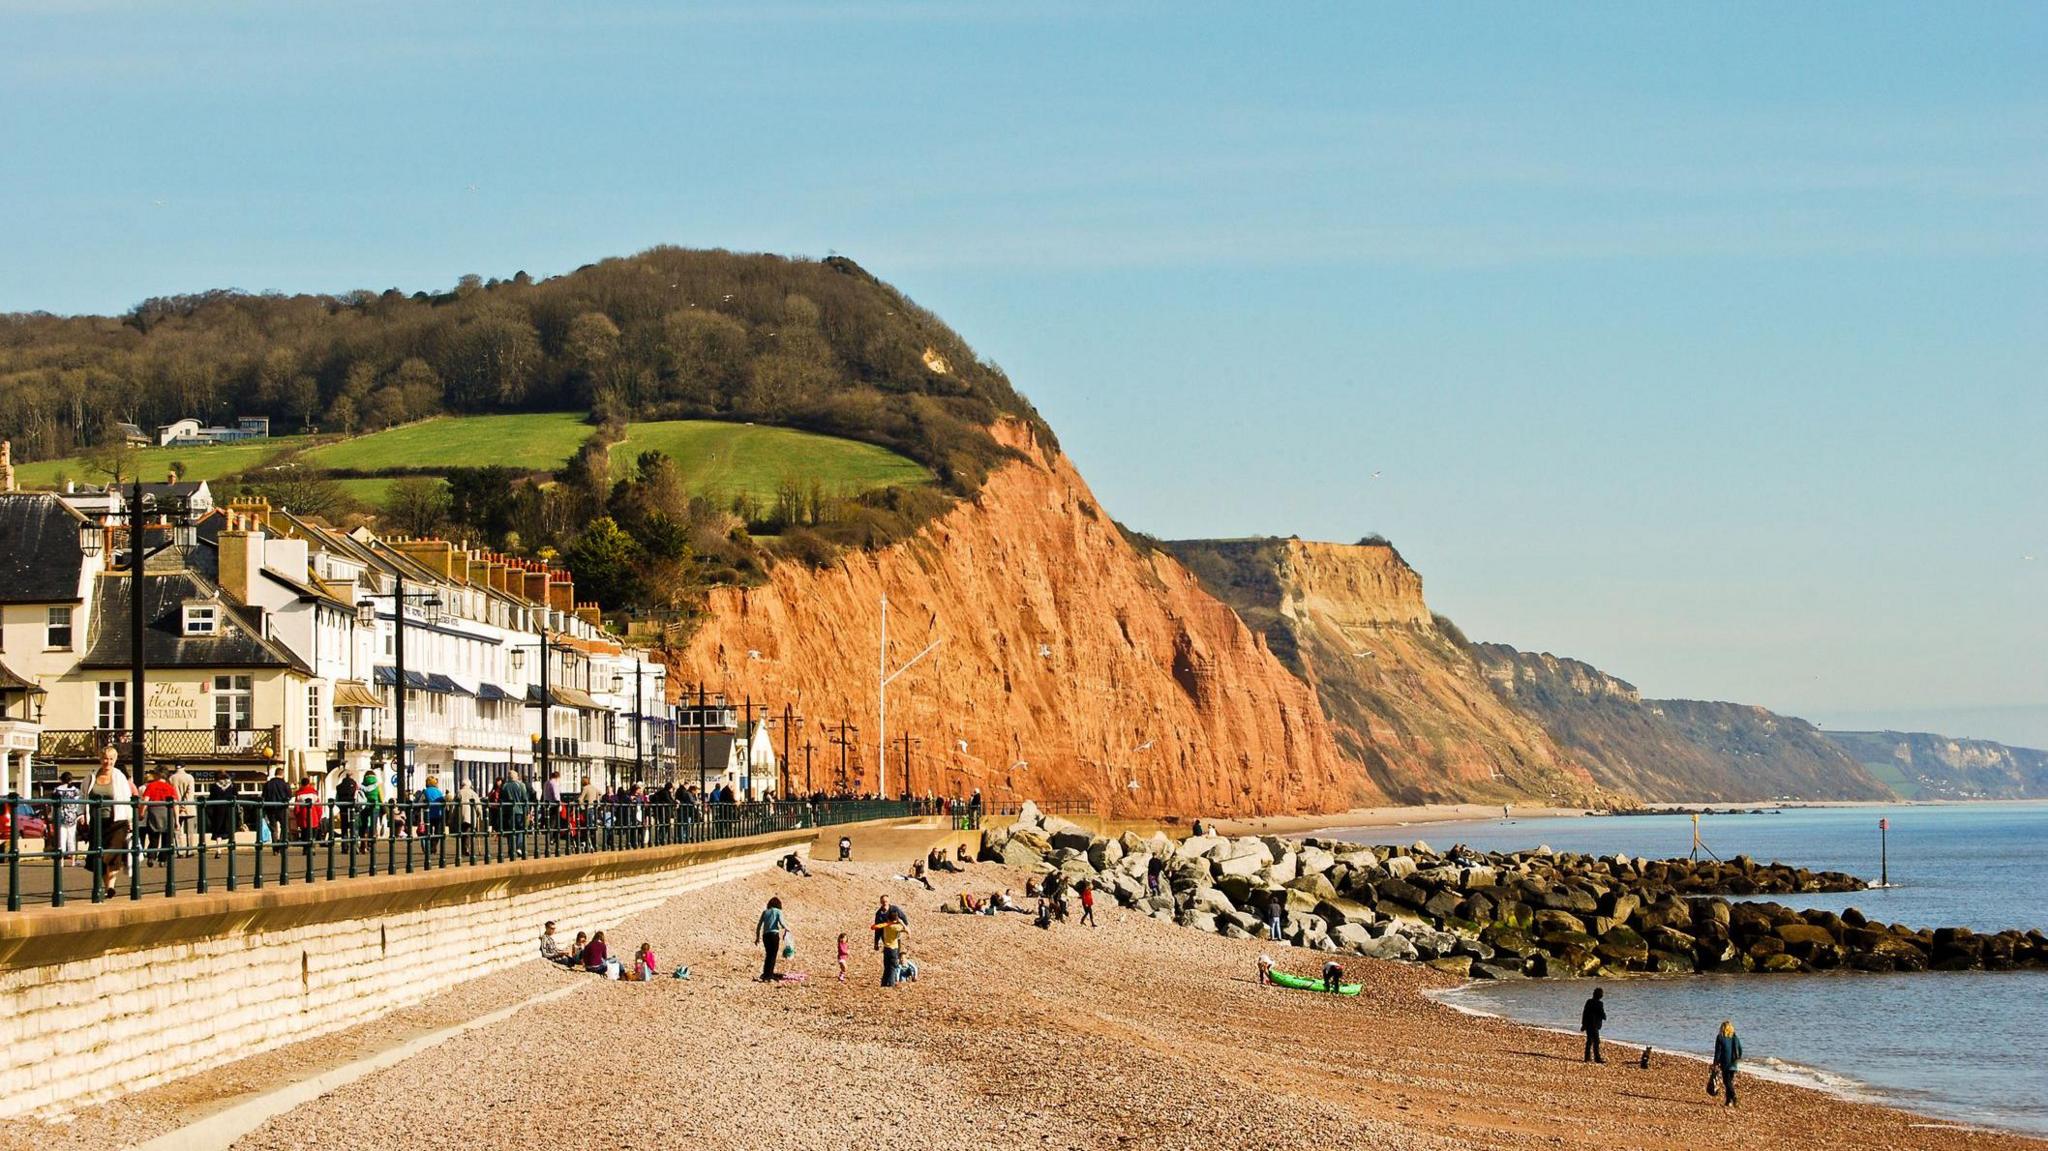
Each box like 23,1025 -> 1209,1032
665,423 -> 1382,816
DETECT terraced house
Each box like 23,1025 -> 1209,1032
0,487 -> 679,798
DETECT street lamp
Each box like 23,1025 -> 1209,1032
108,476 -> 194,783
359,574 -> 441,791
508,631 -> 552,789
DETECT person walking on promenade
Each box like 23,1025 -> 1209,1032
1581,987 -> 1606,1063
141,768 -> 176,864
1078,879 -> 1098,927
205,771 -> 237,855
756,896 -> 789,981
1711,1020 -> 1743,1107
260,766 -> 291,855
85,747 -> 133,899
50,772 -> 82,862
502,771 -> 532,859
455,777 -> 482,860
359,768 -> 383,840
170,762 -> 197,855
333,769 -> 359,854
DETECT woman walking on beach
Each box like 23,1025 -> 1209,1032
1711,1020 -> 1743,1107
756,896 -> 788,981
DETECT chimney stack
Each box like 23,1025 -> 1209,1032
218,509 -> 265,604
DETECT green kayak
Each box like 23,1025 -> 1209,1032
1268,970 -> 1361,996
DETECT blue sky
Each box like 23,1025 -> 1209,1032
4,3 -> 2044,743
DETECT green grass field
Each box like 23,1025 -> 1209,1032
298,412 -> 592,474
609,419 -> 930,504
12,436 -> 312,489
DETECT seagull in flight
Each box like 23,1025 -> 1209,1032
1371,470 -> 1381,479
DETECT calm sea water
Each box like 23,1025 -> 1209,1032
1325,803 -> 2048,1135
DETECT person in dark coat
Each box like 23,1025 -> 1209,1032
260,767 -> 292,855
500,771 -> 532,859
205,772 -> 239,850
1581,987 -> 1606,1063
1712,1020 -> 1743,1106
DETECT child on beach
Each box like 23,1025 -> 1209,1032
837,932 -> 849,981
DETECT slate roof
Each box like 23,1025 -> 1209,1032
0,493 -> 90,604
80,569 -> 310,673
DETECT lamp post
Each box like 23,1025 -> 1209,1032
359,574 -> 441,792
87,476 -> 192,782
877,594 -> 941,800
508,627 -> 551,789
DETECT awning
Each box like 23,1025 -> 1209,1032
331,680 -> 385,710
525,684 -> 608,712
476,682 -> 518,703
426,673 -> 472,697
373,666 -> 453,693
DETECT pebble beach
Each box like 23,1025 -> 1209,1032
7,849 -> 2042,1151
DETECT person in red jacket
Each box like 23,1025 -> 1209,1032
1078,879 -> 1098,927
141,770 -> 178,863
289,777 -> 324,843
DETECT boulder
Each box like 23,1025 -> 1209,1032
1375,877 -> 1430,910
1426,956 -> 1473,979
1000,839 -> 1045,868
1356,933 -> 1419,962
1480,924 -> 1537,958
1213,873 -> 1256,908
1008,827 -> 1053,856
1330,922 -> 1376,952
1383,855 -> 1418,879
1774,923 -> 1837,954
1595,926 -> 1649,967
1045,820 -> 1094,853
1422,889 -> 1464,921
1296,846 -> 1338,877
1284,888 -> 1325,916
1268,850 -> 1300,885
1213,851 -> 1268,880
1471,961 -> 1526,981
1185,886 -> 1238,918
1531,909 -> 1587,937
1758,953 -> 1804,973
1599,892 -> 1639,923
1286,873 -> 1339,902
1315,897 -> 1377,928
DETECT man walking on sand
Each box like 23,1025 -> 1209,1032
1581,986 -> 1606,1063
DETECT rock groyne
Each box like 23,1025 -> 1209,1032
979,806 -> 2048,978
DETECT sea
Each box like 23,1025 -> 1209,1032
1324,802 -> 2048,1136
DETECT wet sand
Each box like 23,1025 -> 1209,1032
10,852 -> 2037,1151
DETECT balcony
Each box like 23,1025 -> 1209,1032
39,727 -> 282,762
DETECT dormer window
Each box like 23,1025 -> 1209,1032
182,602 -> 219,636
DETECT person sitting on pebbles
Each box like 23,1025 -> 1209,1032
1257,954 -> 1276,985
622,941 -> 659,981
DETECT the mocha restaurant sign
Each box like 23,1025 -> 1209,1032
147,681 -> 204,726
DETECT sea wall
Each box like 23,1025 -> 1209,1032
0,829 -> 815,1119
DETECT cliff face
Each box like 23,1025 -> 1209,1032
1163,538 -> 1605,806
1473,644 -> 1894,802
665,424 -> 1380,816
1825,730 -> 2048,800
